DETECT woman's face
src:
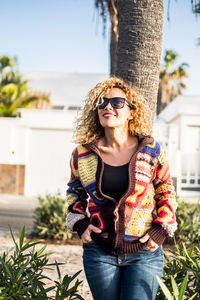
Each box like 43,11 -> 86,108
97,88 -> 134,130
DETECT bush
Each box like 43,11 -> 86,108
156,243 -> 200,299
0,226 -> 84,299
174,199 -> 200,245
33,193 -> 72,240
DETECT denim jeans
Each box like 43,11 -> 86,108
83,241 -> 163,300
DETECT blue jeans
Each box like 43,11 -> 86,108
83,241 -> 163,300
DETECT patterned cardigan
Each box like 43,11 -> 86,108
66,135 -> 177,255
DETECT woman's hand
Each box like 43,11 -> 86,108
139,233 -> 159,252
81,224 -> 102,244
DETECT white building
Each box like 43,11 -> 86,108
154,95 -> 200,199
0,109 -> 77,197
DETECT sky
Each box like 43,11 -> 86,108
0,0 -> 199,95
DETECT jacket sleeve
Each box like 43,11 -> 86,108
66,148 -> 90,238
148,145 -> 178,244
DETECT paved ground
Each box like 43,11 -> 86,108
0,194 -> 38,236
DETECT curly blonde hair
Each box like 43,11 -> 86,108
75,77 -> 152,144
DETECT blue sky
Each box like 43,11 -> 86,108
1,0 -> 199,95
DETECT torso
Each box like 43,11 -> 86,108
101,162 -> 129,201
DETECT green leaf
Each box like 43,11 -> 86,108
188,292 -> 198,300
15,259 -> 30,280
9,225 -> 19,253
55,261 -> 61,282
171,276 -> 179,300
156,276 -> 173,300
21,240 -> 42,252
36,244 -> 47,258
178,274 -> 188,300
19,226 -> 25,249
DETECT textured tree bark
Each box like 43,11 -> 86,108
116,0 -> 163,125
110,22 -> 118,75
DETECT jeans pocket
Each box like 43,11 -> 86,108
143,246 -> 163,255
83,240 -> 95,247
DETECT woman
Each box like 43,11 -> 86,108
66,77 -> 177,300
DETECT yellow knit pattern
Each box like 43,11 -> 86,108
77,146 -> 98,186
158,147 -> 166,165
66,193 -> 77,206
126,210 -> 152,236
146,140 -> 157,149
155,183 -> 175,194
70,154 -> 79,178
125,183 -> 145,206
140,184 -> 155,208
157,205 -> 175,223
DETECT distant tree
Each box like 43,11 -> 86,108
191,0 -> 200,13
157,50 -> 189,115
0,55 -> 50,117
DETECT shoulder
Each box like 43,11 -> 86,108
143,136 -> 162,157
72,144 -> 95,159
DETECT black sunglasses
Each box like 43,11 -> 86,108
97,97 -> 135,110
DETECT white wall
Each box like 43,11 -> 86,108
0,109 -> 78,197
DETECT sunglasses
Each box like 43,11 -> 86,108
97,97 -> 135,110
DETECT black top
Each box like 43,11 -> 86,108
101,162 -> 129,201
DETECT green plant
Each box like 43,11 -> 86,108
0,226 -> 84,299
175,200 -> 200,244
0,55 -> 50,117
157,274 -> 197,300
156,243 -> 200,299
33,193 -> 72,240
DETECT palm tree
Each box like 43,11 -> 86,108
192,0 -> 200,13
95,0 -> 163,126
157,50 -> 189,115
192,0 -> 200,44
116,0 -> 163,124
0,55 -> 50,117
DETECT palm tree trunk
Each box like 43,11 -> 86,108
110,21 -> 118,75
116,0 -> 163,125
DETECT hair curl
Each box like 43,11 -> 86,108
75,77 -> 152,144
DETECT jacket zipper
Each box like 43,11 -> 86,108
113,140 -> 151,249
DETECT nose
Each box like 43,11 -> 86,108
104,100 -> 113,110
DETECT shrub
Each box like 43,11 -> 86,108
157,274 -> 198,300
33,193 -> 72,240
156,243 -> 200,299
175,199 -> 200,245
0,226 -> 84,299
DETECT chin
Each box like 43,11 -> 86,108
100,120 -> 117,128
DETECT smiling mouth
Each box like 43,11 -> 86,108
103,113 -> 116,117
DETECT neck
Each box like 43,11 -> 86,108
102,127 -> 135,149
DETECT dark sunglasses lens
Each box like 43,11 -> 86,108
98,97 -> 126,109
98,98 -> 109,109
111,98 -> 125,108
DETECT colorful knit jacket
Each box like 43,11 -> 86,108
66,135 -> 177,255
